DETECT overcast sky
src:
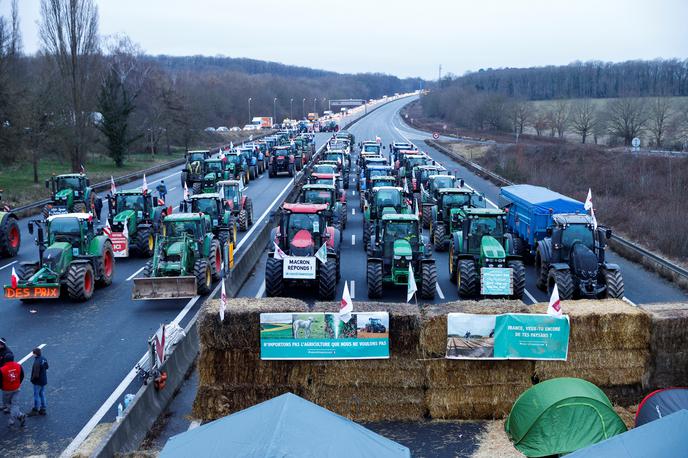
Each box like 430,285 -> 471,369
2,0 -> 686,79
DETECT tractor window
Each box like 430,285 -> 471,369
383,221 -> 419,252
406,157 -> 426,169
49,217 -> 81,243
374,179 -> 396,188
375,190 -> 401,208
188,153 -> 206,162
442,193 -> 471,208
432,177 -> 455,190
226,155 -> 242,164
116,195 -> 145,213
56,176 -> 83,191
323,154 -> 342,163
368,169 -> 388,179
304,190 -> 332,205
193,199 -> 219,219
561,224 -> 594,250
165,220 -> 199,239
205,161 -> 224,172
470,217 -> 504,238
314,165 -> 336,174
364,145 -> 380,153
287,214 -> 319,240
222,186 -> 239,201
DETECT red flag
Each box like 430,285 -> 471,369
103,220 -> 112,238
340,281 -> 353,322
142,174 -> 148,194
548,284 -> 562,316
154,325 -> 166,368
183,182 -> 189,200
220,279 -> 227,322
10,267 -> 18,288
110,176 -> 117,194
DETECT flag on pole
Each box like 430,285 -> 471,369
103,220 -> 112,238
142,174 -> 148,193
219,279 -> 227,322
547,283 -> 562,316
590,207 -> 598,230
80,164 -> 85,174
219,184 -> 225,201
414,197 -> 420,218
110,176 -> 117,194
10,267 -> 19,288
375,136 -> 382,144
584,188 -> 593,211
230,141 -> 234,150
123,221 -> 129,241
407,264 -> 417,303
403,178 -> 409,195
154,324 -> 166,368
273,242 -> 287,259
315,243 -> 328,264
183,181 -> 189,200
340,281 -> 353,322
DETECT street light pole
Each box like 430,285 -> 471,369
248,97 -> 252,123
314,98 -> 318,115
273,97 -> 277,124
302,98 -> 306,119
290,98 -> 294,119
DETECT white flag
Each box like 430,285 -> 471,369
110,176 -> 117,194
315,242 -> 328,264
584,188 -> 593,211
590,206 -> 598,230
10,266 -> 19,288
123,221 -> 129,240
142,174 -> 148,193
230,141 -> 234,150
103,220 -> 112,238
403,178 -> 409,195
340,281 -> 353,322
219,279 -> 227,322
273,242 -> 287,259
154,324 -> 166,368
183,181 -> 189,200
407,264 -> 417,303
415,197 -> 419,218
547,283 -> 562,316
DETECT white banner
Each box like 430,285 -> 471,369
111,232 -> 129,257
283,256 -> 316,279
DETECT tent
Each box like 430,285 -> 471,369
636,387 -> 688,427
160,392 -> 410,458
568,409 -> 688,458
505,378 -> 627,457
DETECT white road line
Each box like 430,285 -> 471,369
255,281 -> 266,298
167,187 -> 177,192
351,234 -> 356,246
19,344 -> 46,365
350,280 -> 356,299
148,170 -> 181,186
126,266 -> 146,282
187,420 -> 201,431
171,295 -> 202,327
352,190 -> 356,196
258,175 -> 264,179
524,289 -> 537,304
0,261 -> 17,271
435,283 -> 445,300
352,208 -> 356,216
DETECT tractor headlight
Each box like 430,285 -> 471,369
404,255 -> 412,260
394,255 -> 401,260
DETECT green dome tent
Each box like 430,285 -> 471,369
505,378 -> 627,457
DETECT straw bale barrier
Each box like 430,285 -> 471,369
426,385 -> 526,419
193,384 -> 302,421
639,302 -> 688,388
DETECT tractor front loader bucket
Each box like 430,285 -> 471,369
132,276 -> 198,300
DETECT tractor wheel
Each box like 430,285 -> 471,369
512,236 -> 526,258
269,166 -> 276,178
66,263 -> 95,301
73,202 -> 87,213
341,207 -> 347,229
246,199 -> 254,225
180,171 -> 187,188
548,268 -> 574,300
193,259 -> 212,295
449,241 -> 458,284
217,230 -> 229,251
422,206 -> 432,229
135,227 -> 155,257
420,262 -> 437,300
238,209 -> 249,232
209,239 -> 222,281
457,259 -> 478,298
265,257 -> 284,297
192,182 -> 202,195
336,256 -> 341,282
318,260 -> 337,300
343,177 -> 349,189
96,241 -> 115,287
535,255 -> 548,291
142,260 -> 153,277
366,261 -> 383,299
17,264 -> 38,282
0,215 -> 20,257
508,260 -> 526,300
362,222 -> 372,250
603,269 -> 625,299
433,224 -> 448,252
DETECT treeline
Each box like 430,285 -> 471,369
0,0 -> 421,173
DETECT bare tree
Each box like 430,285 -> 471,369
549,100 -> 570,138
605,97 -> 648,145
532,108 -> 549,136
647,97 -> 673,148
570,99 -> 597,143
39,0 -> 100,171
509,100 -> 533,135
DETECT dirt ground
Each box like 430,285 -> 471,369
357,331 -> 389,339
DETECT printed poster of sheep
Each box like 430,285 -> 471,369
446,313 -> 498,359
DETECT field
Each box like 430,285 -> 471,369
447,336 -> 495,358
292,314 -> 326,339
259,322 -> 293,339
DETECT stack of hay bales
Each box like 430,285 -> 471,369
531,299 -> 651,406
192,297 -> 310,421
639,302 -> 688,389
422,300 -> 534,419
300,302 -> 426,421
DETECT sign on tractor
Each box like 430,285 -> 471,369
4,286 -> 60,299
480,267 -> 513,296
282,256 -> 316,280
110,232 -> 129,257
432,132 -> 440,139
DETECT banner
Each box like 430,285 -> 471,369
446,313 -> 569,360
480,267 -> 513,295
110,232 -> 129,257
282,256 -> 316,279
260,312 -> 390,360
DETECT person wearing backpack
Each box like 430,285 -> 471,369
28,348 -> 49,416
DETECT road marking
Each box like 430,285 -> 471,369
188,420 -> 201,431
0,261 -> 17,271
255,281 -> 266,298
171,295 -> 202,327
126,266 -> 146,281
352,190 -> 356,196
167,187 -> 177,192
352,208 -> 356,216
351,234 -> 355,246
524,289 -> 537,304
435,283 -> 445,300
149,170 -> 181,186
350,280 -> 356,299
259,175 -> 264,179
19,344 -> 46,365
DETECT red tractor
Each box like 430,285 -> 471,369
265,203 -> 341,299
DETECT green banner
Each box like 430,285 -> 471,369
260,312 -> 390,360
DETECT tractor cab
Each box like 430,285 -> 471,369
108,189 -> 159,231
361,142 -> 383,154
161,214 -> 209,248
457,208 -> 508,262
413,165 -> 446,192
185,150 -> 209,176
279,203 -> 331,257
311,164 -> 337,175
361,165 -> 395,192
548,214 -> 601,261
184,194 -> 224,226
368,187 -> 409,219
300,184 -> 336,207
369,176 -> 397,189
390,142 -> 416,162
399,154 -> 430,180
203,158 -> 229,192
217,179 -> 244,208
45,213 -> 95,251
45,174 -> 91,215
427,175 -> 462,200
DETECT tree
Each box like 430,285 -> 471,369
548,100 -> 570,138
532,108 -> 549,136
570,99 -> 597,143
39,0 -> 100,171
509,100 -> 532,135
605,97 -> 648,145
647,97 -> 673,148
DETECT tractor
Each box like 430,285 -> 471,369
398,154 -> 431,187
298,183 -> 346,230
181,150 -> 211,193
364,317 -> 387,333
237,147 -> 260,179
366,214 -> 436,300
359,141 -> 383,155
411,164 -> 446,196
201,158 -> 232,193
5,214 -> 114,302
362,186 -> 413,250
265,203 -> 341,300
269,146 -> 296,177
106,188 -> 172,257
224,152 -> 249,185
421,175 -> 464,228
133,213 -> 223,299
0,191 -> 20,258
359,165 -> 395,204
181,192 -> 238,250
449,208 -> 525,300
217,179 -> 254,232
242,144 -> 266,175
43,173 -> 102,220
534,214 -> 624,300
389,142 -> 416,162
430,188 -> 486,251
321,150 -> 350,186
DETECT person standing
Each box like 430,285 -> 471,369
0,337 -> 13,366
1,356 -> 26,428
156,180 -> 168,203
28,348 -> 48,416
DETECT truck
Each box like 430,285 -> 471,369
252,117 -> 273,129
499,184 -> 624,299
307,112 -> 318,121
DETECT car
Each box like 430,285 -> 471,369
204,127 -> 216,132
242,124 -> 260,131
216,126 -> 230,132
229,126 -> 241,132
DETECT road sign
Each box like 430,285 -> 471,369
632,137 -> 641,148
432,132 -> 440,140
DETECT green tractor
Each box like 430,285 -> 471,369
298,183 -> 346,231
43,173 -> 102,219
181,191 -> 238,249
449,208 -> 525,299
0,191 -> 20,258
202,158 -> 232,193
366,214 -> 436,300
430,188 -> 486,251
224,152 -> 249,185
133,213 -> 223,300
4,214 -> 114,301
106,188 -> 171,257
421,175 -> 463,228
217,179 -> 254,232
362,186 -> 412,249
181,150 -> 211,193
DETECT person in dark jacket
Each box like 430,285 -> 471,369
0,337 -> 13,366
156,180 -> 168,203
1,356 -> 26,428
28,348 -> 48,416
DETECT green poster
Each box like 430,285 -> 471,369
493,314 -> 570,360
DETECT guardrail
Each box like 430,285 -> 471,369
426,139 -> 688,289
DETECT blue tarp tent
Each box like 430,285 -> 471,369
160,392 -> 411,458
568,409 -> 688,458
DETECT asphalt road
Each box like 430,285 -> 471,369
240,96 -> 688,306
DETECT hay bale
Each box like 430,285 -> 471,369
425,359 -> 533,388
426,384 -> 527,419
601,384 -> 645,407
192,384 -> 303,421
198,348 -> 308,386
613,404 -> 637,430
531,299 -> 651,351
533,349 -> 649,386
420,300 -> 529,357
312,301 -> 421,356
295,357 -> 425,388
199,297 -> 309,350
640,302 -> 688,388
